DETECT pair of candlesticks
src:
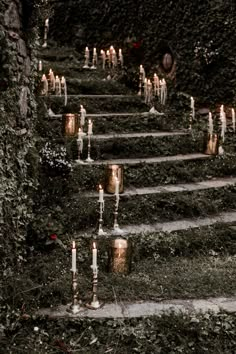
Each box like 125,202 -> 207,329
97,184 -> 125,237
69,240 -> 102,314
76,122 -> 94,163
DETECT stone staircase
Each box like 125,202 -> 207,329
36,46 -> 236,318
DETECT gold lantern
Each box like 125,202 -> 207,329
105,164 -> 124,194
109,238 -> 131,274
204,133 -> 219,155
62,114 -> 79,137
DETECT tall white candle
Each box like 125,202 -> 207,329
80,105 -> 86,126
115,177 -> 119,196
72,241 -> 76,272
38,60 -> 42,71
208,112 -> 213,135
190,96 -> 195,119
88,119 -> 93,135
232,108 -> 235,132
101,50 -> 106,69
45,18 -> 49,27
118,49 -> 123,67
98,184 -> 104,202
85,46 -> 89,58
92,242 -> 97,268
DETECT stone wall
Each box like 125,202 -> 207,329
0,0 -> 37,267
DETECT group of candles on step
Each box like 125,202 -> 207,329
190,97 -> 235,142
40,66 -> 67,106
138,65 -> 167,105
76,105 -> 94,163
83,46 -> 123,69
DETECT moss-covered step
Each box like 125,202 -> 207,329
45,94 -> 148,114
42,111 -> 185,137
66,177 -> 236,229
71,153 -> 236,191
77,131 -> 202,160
66,78 -> 132,95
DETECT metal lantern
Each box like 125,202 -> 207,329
109,238 -> 132,274
105,164 -> 124,194
63,113 -> 79,137
162,53 -> 173,72
204,133 -> 219,155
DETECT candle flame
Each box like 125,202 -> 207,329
72,241 -> 76,249
99,184 -> 103,190
93,242 -> 97,249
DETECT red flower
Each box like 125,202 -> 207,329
50,233 -> 57,240
133,41 -> 142,49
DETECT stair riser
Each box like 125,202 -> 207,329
67,79 -> 130,95
71,155 -> 236,190
48,96 -> 148,114
39,114 -> 186,137
66,185 -> 236,230
69,134 -> 202,160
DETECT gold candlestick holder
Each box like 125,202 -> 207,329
67,271 -> 81,314
86,266 -> 104,310
76,138 -> 85,164
138,74 -> 142,96
86,133 -> 94,163
112,195 -> 126,235
98,201 -> 107,236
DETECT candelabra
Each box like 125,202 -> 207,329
98,200 -> 107,236
86,266 -> 103,309
85,133 -> 94,163
67,271 -> 81,314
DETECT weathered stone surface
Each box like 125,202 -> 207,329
4,2 -> 20,29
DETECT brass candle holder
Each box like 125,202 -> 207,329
105,165 -> 124,194
67,271 -> 81,314
204,133 -> 219,155
63,114 -> 79,137
109,238 -> 131,274
86,266 -> 104,310
98,200 -> 107,236
85,133 -> 94,163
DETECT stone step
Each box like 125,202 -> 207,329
66,78 -> 131,95
67,176 -> 236,230
79,133 -> 202,161
38,295 -> 236,319
45,94 -> 148,114
72,153 -> 236,191
48,111 -> 182,134
86,152 -> 211,166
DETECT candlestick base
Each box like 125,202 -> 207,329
111,226 -> 127,236
83,65 -> 89,69
86,301 -> 104,310
90,65 -> 97,70
85,157 -> 94,163
42,42 -> 47,48
67,303 -> 82,315
75,159 -> 85,164
79,131 -> 86,136
98,228 -> 107,236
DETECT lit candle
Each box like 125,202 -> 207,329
88,119 -> 93,135
208,112 -> 213,135
101,49 -> 106,69
118,49 -> 123,67
153,73 -> 160,96
106,50 -> 110,67
98,184 -> 104,202
115,177 -> 119,196
85,46 -> 89,58
61,76 -> 67,106
190,96 -> 195,119
232,108 -> 235,132
55,75 -> 61,95
48,68 -> 55,91
41,74 -> 48,95
92,242 -> 97,269
38,60 -> 42,71
45,18 -> 49,27
80,105 -> 86,126
72,241 -> 76,272
220,105 -> 226,142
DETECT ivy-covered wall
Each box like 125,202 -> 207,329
48,0 -> 236,104
0,0 -> 38,268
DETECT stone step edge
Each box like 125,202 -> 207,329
37,295 -> 236,319
76,210 -> 236,236
82,176 -> 236,198
40,94 -> 141,99
50,112 -> 152,118
76,153 -> 212,166
88,131 -> 188,140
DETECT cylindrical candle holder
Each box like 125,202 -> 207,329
62,114 -> 79,137
204,133 -> 219,155
67,271 -> 81,314
105,165 -> 124,194
109,238 -> 132,274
